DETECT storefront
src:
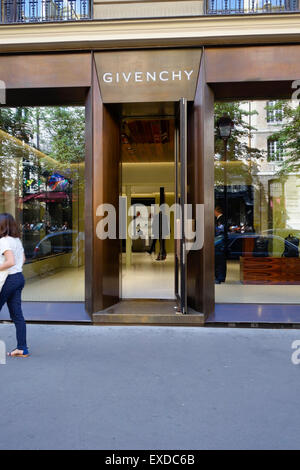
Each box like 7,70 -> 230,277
0,45 -> 299,325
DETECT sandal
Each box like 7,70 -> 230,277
7,348 -> 30,358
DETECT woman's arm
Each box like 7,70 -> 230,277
0,250 -> 15,271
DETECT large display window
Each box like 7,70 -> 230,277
0,106 -> 85,302
214,99 -> 300,304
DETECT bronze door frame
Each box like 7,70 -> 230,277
175,98 -> 188,314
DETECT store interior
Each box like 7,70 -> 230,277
120,117 -> 176,300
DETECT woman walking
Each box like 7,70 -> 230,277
0,213 -> 29,357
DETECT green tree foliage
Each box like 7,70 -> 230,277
214,102 -> 264,186
36,107 -> 85,163
0,106 -> 85,201
267,100 -> 300,174
0,107 -> 33,143
0,106 -> 85,163
215,102 -> 263,161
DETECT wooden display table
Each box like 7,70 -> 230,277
240,257 -> 300,284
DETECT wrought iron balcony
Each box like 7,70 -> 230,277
0,0 -> 91,23
206,0 -> 298,14
0,0 -> 298,24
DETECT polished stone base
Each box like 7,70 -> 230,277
93,300 -> 205,325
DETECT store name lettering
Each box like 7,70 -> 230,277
102,70 -> 194,84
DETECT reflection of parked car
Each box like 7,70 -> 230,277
23,232 -> 42,259
215,233 -> 300,259
32,230 -> 75,259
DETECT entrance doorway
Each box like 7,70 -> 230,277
120,116 -> 176,300
89,72 -> 213,322
92,99 -> 205,323
118,99 -> 189,314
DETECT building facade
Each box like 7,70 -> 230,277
0,1 -> 300,324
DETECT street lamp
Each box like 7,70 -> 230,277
216,113 -> 234,160
216,113 -> 234,253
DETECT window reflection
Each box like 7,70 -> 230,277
0,106 -> 85,302
214,100 -> 300,304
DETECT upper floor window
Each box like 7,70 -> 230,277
267,139 -> 283,161
207,0 -> 298,14
0,0 -> 91,23
266,101 -> 283,123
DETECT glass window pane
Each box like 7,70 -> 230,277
215,99 -> 300,305
0,106 -> 85,303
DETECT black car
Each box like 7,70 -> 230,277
32,230 -> 74,259
215,233 -> 299,259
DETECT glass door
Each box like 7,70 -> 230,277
175,98 -> 188,313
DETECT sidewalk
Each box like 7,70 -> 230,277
0,323 -> 299,450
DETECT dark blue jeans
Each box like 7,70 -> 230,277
0,272 -> 27,351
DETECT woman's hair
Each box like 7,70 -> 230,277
0,213 -> 20,239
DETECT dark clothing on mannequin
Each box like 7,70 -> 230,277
148,238 -> 157,254
148,212 -> 169,259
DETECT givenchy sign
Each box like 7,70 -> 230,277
94,49 -> 201,103
102,70 -> 194,84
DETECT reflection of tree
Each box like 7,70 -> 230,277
0,108 -> 33,143
215,102 -> 264,187
215,102 -> 264,161
31,107 -> 85,164
0,106 -> 85,272
264,101 -> 300,234
215,102 -> 269,232
214,160 -> 261,187
268,100 -> 300,175
0,106 -> 85,163
0,106 -> 85,190
0,108 -> 84,213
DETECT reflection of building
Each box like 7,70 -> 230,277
0,126 -> 85,304
241,101 -> 300,237
214,100 -> 300,307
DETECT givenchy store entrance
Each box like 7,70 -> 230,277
87,49 -> 213,324
0,49 -> 213,324
90,99 -> 208,324
1,44 -> 300,324
95,99 -> 202,322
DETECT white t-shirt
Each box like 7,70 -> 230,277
0,236 -> 24,274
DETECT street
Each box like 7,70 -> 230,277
0,323 -> 299,450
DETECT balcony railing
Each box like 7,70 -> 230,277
0,0 -> 91,23
206,0 -> 299,14
0,0 -> 298,23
